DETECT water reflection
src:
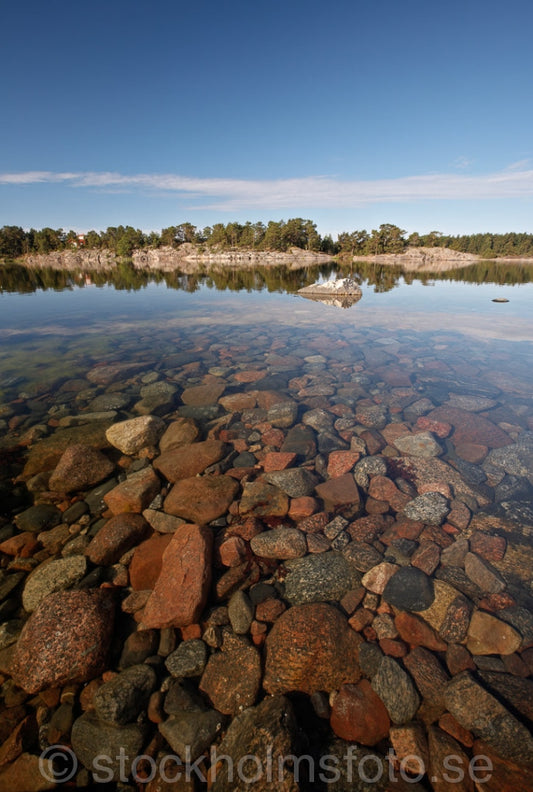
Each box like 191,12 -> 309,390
2,258 -> 533,295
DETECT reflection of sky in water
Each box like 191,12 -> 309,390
1,279 -> 532,342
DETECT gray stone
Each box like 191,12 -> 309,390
343,542 -> 383,573
71,712 -> 148,781
354,457 -> 387,488
88,392 -> 132,411
134,380 -> 178,415
263,468 -> 318,497
284,551 -> 362,605
22,556 -> 87,612
210,696 -> 300,792
228,590 -> 254,635
371,657 -> 420,725
464,552 -> 506,594
382,566 -> 435,612
393,431 -> 442,458
93,664 -> 158,725
165,639 -> 208,678
267,400 -> 298,428
159,709 -> 225,761
402,492 -> 450,525
281,425 -> 316,459
445,671 -> 533,765
358,642 -> 384,679
15,504 -> 61,533
301,408 -> 334,433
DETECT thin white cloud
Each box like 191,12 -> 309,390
1,167 -> 533,210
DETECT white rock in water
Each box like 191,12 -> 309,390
298,277 -> 362,296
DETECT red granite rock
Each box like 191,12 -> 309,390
103,467 -> 161,515
411,541 -> 441,575
255,598 -> 286,623
415,415 -> 451,438
129,533 -> 173,590
11,589 -> 114,694
234,370 -> 265,383
330,680 -> 390,746
263,603 -> 361,695
217,535 -> 249,567
327,451 -> 360,478
153,440 -> 226,482
368,476 -> 411,512
470,532 -> 507,562
0,532 -> 40,558
164,475 -> 239,524
288,496 -> 319,519
199,632 -> 261,715
427,406 -> 511,448
141,524 -> 212,629
262,451 -> 297,472
49,444 -> 115,493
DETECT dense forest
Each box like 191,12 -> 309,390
2,220 -> 533,259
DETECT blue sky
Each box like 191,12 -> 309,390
1,0 -> 533,237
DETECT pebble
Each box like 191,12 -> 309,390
371,656 -> 420,725
284,551 -> 362,605
105,414 -> 165,454
403,491 -> 450,525
250,528 -> 307,560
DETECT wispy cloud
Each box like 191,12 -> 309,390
2,166 -> 533,210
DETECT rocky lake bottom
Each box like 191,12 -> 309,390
0,263 -> 533,790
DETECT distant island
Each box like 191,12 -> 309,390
2,220 -> 533,272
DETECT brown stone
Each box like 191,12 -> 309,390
199,632 -> 261,715
11,589 -> 114,694
470,740 -> 533,792
239,480 -> 289,518
427,726 -> 475,792
470,532 -> 507,562
48,444 -> 115,493
0,715 -> 37,768
330,680 -> 390,746
403,646 -> 449,717
255,598 -> 286,623
164,475 -> 239,524
85,513 -> 150,565
455,442 -> 488,463
446,643 -> 476,675
438,713 -> 474,747
0,752 -> 56,791
315,473 -> 361,515
181,381 -> 225,406
263,603 -> 361,695
103,467 -> 161,514
142,524 -> 212,629
219,392 -> 257,412
0,533 -> 40,558
389,722 -> 429,777
129,533 -> 173,590
154,440 -> 226,482
466,611 -> 522,655
158,418 -> 200,452
368,475 -> 411,512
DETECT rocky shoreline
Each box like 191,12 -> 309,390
11,244 -> 533,275
0,335 -> 533,790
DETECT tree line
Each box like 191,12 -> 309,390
2,221 -> 533,260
